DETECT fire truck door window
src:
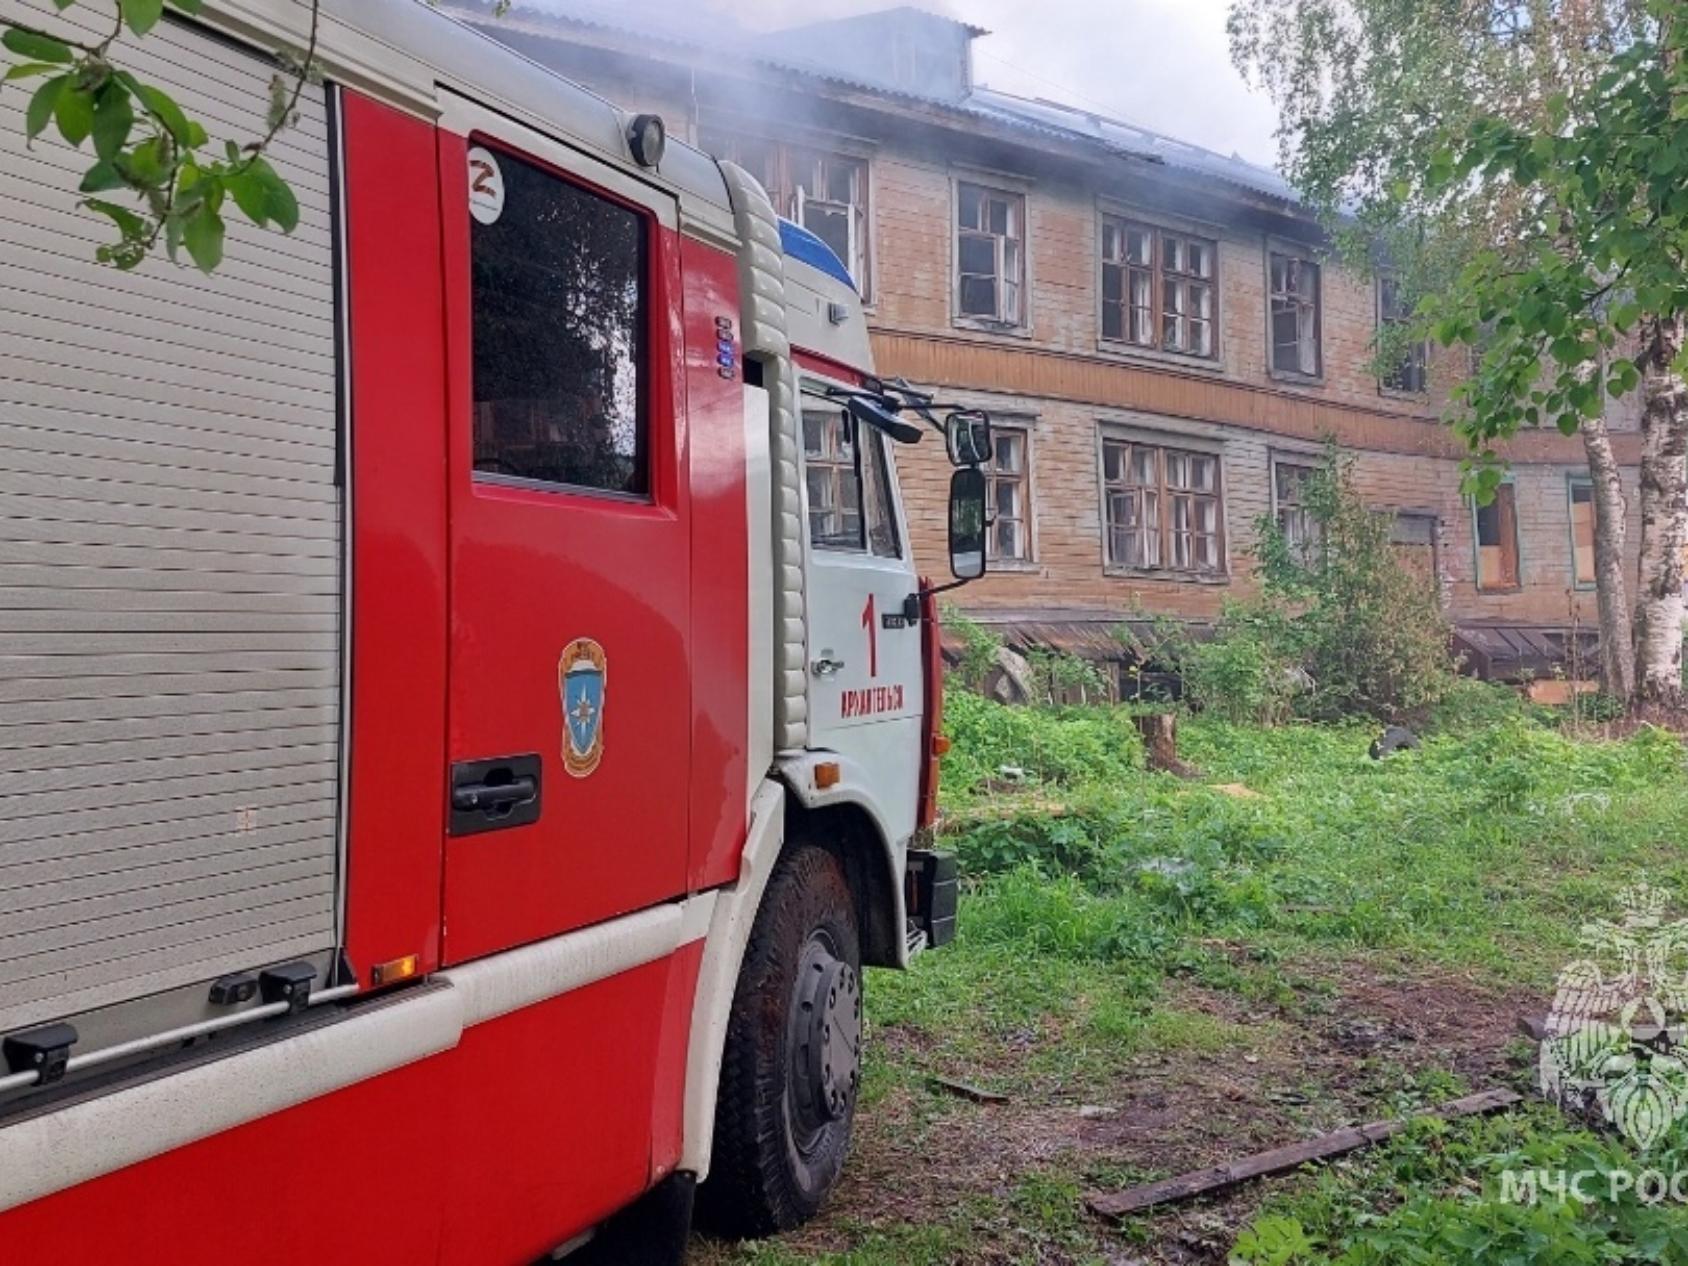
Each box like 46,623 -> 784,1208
804,406 -> 901,556
804,406 -> 864,549
471,148 -> 649,496
861,428 -> 902,559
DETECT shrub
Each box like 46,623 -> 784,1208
1252,443 -> 1456,722
940,692 -> 1144,801
1179,601 -> 1302,725
943,605 -> 1003,694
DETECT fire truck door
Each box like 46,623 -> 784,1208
799,385 -> 923,836
437,95 -> 691,964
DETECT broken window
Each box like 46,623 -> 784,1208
1569,479 -> 1596,586
1102,218 -> 1215,357
1272,459 -> 1322,562
698,131 -> 871,296
956,182 -> 1025,326
1269,252 -> 1321,377
1102,438 -> 1224,574
986,429 -> 1030,562
1379,276 -> 1428,393
1474,484 -> 1520,590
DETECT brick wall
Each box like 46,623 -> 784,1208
476,27 -> 1640,636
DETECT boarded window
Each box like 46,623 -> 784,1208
1474,484 -> 1520,590
1569,480 -> 1596,585
472,149 -> 648,496
957,182 -> 1025,326
1102,438 -> 1224,574
1269,252 -> 1321,377
1272,460 -> 1321,561
1379,276 -> 1428,393
1101,218 -> 1216,357
987,429 -> 1030,561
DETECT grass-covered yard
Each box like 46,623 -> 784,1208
694,684 -> 1688,1264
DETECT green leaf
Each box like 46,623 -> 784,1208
227,156 -> 298,233
0,28 -> 74,63
24,74 -> 68,140
82,197 -> 146,238
120,0 -> 166,37
181,204 -> 223,273
78,160 -> 124,192
3,61 -> 65,83
118,74 -> 194,147
53,83 -> 94,146
90,82 -> 133,162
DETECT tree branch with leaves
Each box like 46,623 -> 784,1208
1,0 -> 317,271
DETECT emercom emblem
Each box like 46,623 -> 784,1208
558,638 -> 607,778
1542,884 -> 1688,1151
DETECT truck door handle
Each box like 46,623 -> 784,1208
812,656 -> 846,677
449,754 -> 542,836
451,777 -> 536,813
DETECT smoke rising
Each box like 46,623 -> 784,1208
521,0 -> 1279,165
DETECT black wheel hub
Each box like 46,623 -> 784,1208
788,931 -> 861,1151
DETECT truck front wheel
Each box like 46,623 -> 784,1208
699,843 -> 862,1238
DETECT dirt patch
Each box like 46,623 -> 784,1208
707,960 -> 1545,1264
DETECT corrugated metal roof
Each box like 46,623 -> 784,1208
965,88 -> 1297,204
449,1 -> 1299,209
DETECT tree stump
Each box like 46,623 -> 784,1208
1135,712 -> 1195,776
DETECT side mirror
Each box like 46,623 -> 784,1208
945,409 -> 993,467
847,395 -> 924,445
948,466 -> 988,581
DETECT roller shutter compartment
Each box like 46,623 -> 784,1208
0,1 -> 342,1039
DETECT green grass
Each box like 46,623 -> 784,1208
699,689 -> 1688,1264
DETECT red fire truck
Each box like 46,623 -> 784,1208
0,1 -> 993,1261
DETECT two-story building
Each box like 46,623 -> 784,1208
448,0 -> 1640,685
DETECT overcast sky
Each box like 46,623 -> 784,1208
532,0 -> 1283,167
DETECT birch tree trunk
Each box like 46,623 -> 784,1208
1632,313 -> 1688,707
1581,414 -> 1635,699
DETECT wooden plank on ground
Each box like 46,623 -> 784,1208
1085,1088 -> 1520,1220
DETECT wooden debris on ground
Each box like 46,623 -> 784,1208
1517,1014 -> 1548,1041
927,1075 -> 1011,1105
1085,1087 -> 1521,1220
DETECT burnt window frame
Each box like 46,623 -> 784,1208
466,135 -> 656,502
696,129 -> 874,301
1268,250 -> 1323,381
985,424 -> 1034,565
1378,274 -> 1430,395
1270,455 -> 1323,563
1100,216 -> 1218,360
954,179 -> 1028,330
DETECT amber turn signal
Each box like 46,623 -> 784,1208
813,761 -> 842,790
371,954 -> 421,987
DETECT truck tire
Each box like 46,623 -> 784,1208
698,843 -> 862,1238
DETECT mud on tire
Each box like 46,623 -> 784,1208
697,843 -> 862,1239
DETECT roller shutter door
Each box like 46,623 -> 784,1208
0,1 -> 341,1036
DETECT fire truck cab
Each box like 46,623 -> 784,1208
0,1 -> 990,1261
